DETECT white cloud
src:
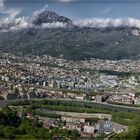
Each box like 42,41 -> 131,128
102,7 -> 112,15
4,9 -> 21,20
33,4 -> 48,20
57,0 -> 75,2
1,3 -> 140,31
41,22 -> 67,28
0,8 -> 31,31
2,16 -> 140,31
0,0 -> 4,11
73,18 -> 140,28
0,16 -> 31,31
9,17 -> 32,30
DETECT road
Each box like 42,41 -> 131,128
36,108 -> 112,119
0,98 -> 140,113
45,98 -> 140,113
50,98 -> 140,110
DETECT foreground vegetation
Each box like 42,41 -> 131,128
7,99 -> 140,139
0,107 -> 79,139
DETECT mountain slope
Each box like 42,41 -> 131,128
32,10 -> 72,25
0,27 -> 140,60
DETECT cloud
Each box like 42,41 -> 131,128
2,16 -> 140,31
0,1 -> 31,31
0,16 -> 31,31
0,8 -> 32,31
0,0 -> 21,19
9,17 -> 32,30
102,7 -> 112,15
73,18 -> 140,28
4,9 -> 21,20
0,0 -> 4,11
57,0 -> 75,2
1,4 -> 140,31
33,4 -> 48,20
41,22 -> 67,28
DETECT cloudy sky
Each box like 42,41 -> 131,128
1,0 -> 140,31
1,0 -> 140,20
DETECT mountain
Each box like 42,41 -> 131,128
32,10 -> 72,25
0,26 -> 140,60
0,10 -> 140,60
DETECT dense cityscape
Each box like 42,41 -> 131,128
0,52 -> 140,139
0,0 -> 140,139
